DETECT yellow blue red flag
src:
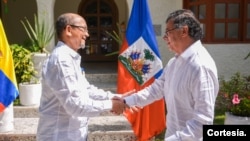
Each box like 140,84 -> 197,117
117,0 -> 166,140
0,19 -> 19,113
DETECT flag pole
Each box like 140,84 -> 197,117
0,19 -> 18,132
0,103 -> 14,132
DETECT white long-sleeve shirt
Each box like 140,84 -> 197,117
125,40 -> 219,141
36,41 -> 115,141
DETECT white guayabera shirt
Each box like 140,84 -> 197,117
125,40 -> 219,141
36,41 -> 116,141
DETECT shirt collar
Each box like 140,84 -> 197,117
178,40 -> 202,60
56,41 -> 81,59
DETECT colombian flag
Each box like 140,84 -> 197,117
0,19 -> 19,113
117,0 -> 166,140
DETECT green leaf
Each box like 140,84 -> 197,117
20,14 -> 54,53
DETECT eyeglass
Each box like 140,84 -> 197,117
69,25 -> 88,33
164,27 -> 179,38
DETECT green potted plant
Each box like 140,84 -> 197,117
20,14 -> 54,53
104,22 -> 125,56
10,44 -> 37,84
20,14 -> 54,80
10,44 -> 41,106
215,72 -> 250,124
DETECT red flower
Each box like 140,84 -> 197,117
232,93 -> 240,105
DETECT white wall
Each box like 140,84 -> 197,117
206,44 -> 250,80
148,0 -> 182,65
1,0 -> 249,80
146,0 -> 250,80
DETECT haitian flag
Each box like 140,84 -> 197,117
117,0 -> 166,140
0,19 -> 19,113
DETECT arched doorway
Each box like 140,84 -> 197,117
78,0 -> 119,62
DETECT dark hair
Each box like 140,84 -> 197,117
55,14 -> 68,39
166,9 -> 203,40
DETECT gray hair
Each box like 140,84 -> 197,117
166,9 -> 203,40
55,13 -> 80,39
55,14 -> 69,39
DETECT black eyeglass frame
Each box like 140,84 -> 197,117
69,24 -> 88,33
164,27 -> 179,37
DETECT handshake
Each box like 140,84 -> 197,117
110,90 -> 141,115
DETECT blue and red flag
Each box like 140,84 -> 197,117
0,19 -> 19,113
117,0 -> 166,140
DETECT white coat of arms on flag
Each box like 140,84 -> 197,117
119,37 -> 162,85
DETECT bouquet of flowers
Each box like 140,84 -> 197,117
216,72 -> 250,117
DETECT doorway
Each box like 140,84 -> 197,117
78,0 -> 119,63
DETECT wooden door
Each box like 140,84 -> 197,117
78,0 -> 119,62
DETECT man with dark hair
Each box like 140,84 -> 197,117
116,9 -> 219,140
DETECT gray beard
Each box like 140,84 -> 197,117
80,44 -> 85,49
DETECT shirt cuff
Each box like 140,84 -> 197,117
124,96 -> 135,106
108,93 -> 122,99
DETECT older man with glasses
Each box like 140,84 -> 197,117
115,9 -> 219,141
36,13 -> 125,141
